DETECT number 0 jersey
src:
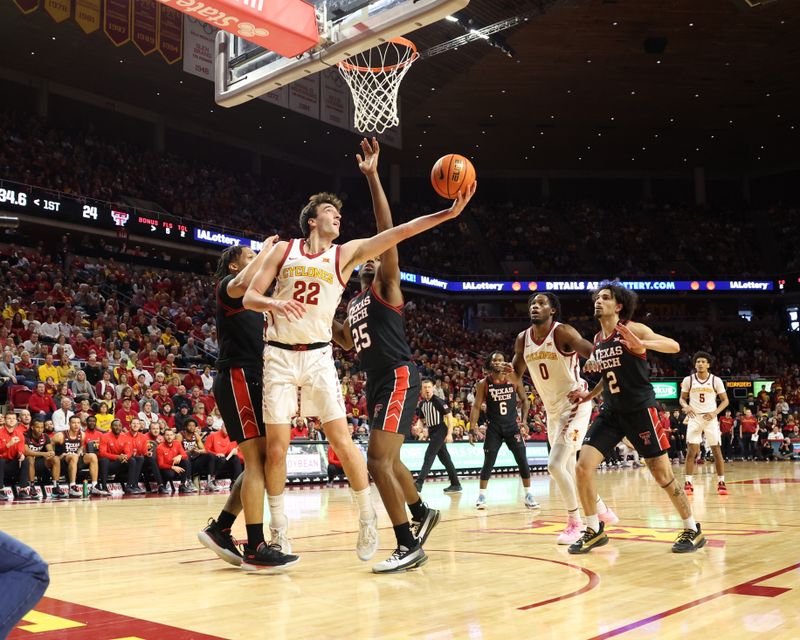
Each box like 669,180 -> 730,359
524,322 -> 587,414
593,323 -> 656,412
264,239 -> 347,345
346,283 -> 412,377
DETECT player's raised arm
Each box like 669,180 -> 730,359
339,182 -> 477,279
555,324 -> 595,360
226,235 -> 279,298
619,321 -> 680,354
242,241 -> 306,321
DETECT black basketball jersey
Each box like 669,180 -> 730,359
593,323 -> 656,412
55,431 -> 83,455
346,283 -> 412,378
180,431 -> 199,454
25,430 -> 48,453
215,274 -> 264,370
485,378 -> 517,428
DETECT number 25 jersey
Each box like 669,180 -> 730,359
264,239 -> 347,345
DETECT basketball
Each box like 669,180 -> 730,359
431,154 -> 476,199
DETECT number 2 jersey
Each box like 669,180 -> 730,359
593,323 -> 656,412
264,239 -> 347,345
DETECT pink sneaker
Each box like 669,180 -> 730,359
598,508 -> 619,527
557,520 -> 584,545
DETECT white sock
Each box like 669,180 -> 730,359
596,496 -> 608,515
586,514 -> 600,531
685,475 -> 693,484
718,475 -> 725,482
568,508 -> 582,524
683,516 -> 697,531
352,487 -> 376,521
479,490 -> 486,498
268,494 -> 287,530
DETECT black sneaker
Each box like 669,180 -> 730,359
16,486 -> 34,501
411,507 -> 441,547
240,542 -> 300,572
568,522 -> 609,555
443,484 -> 463,494
372,543 -> 428,573
198,518 -> 243,567
52,486 -> 68,499
672,524 -> 706,553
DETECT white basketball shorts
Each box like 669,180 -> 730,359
262,344 -> 346,425
546,400 -> 592,450
686,416 -> 720,447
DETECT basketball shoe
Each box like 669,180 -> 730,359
69,484 -> 83,498
411,507 -> 441,547
357,514 -> 379,561
198,518 -> 243,566
443,484 -> 463,494
717,481 -> 728,495
557,520 -> 583,545
241,543 -> 299,572
269,524 -> 292,554
524,493 -> 539,509
372,543 -> 428,574
475,494 -> 487,510
684,481 -> 694,495
568,522 -> 609,554
598,508 -> 619,526
672,524 -> 706,553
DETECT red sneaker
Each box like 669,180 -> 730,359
717,481 -> 728,495
684,481 -> 694,495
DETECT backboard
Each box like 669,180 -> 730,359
214,0 -> 469,108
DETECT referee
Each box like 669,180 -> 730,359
415,380 -> 462,493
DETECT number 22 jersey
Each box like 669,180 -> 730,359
264,239 -> 347,345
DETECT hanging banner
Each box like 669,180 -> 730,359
259,86 -> 289,108
132,0 -> 158,54
157,6 -> 183,63
320,68 -> 350,130
182,15 -> 215,79
12,0 -> 40,14
44,0 -> 71,22
288,75 -> 320,120
74,0 -> 101,33
104,0 -> 132,46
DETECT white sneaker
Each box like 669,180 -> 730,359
475,494 -> 487,510
599,508 -> 619,527
557,520 -> 583,545
269,525 -> 292,554
372,544 -> 427,573
524,493 -> 540,509
357,514 -> 379,561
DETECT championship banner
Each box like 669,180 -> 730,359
157,6 -> 183,63
104,0 -> 132,46
132,0 -> 158,55
74,0 -> 101,33
288,75 -> 320,120
154,0 -> 317,57
182,15 -> 215,79
12,0 -> 40,15
320,67 -> 350,130
44,0 -> 71,22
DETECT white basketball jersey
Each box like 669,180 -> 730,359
264,239 -> 346,345
681,373 -> 725,413
523,322 -> 587,412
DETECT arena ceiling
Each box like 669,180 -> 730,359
1,0 -> 798,175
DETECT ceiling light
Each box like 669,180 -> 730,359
612,21 -> 618,26
630,91 -> 636,95
656,60 -> 661,64
51,36 -> 56,41
445,15 -> 458,22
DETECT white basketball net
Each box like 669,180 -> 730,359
337,38 -> 418,134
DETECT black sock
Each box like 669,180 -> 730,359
217,510 -> 237,530
394,522 -> 416,549
408,499 -> 426,522
246,523 -> 265,548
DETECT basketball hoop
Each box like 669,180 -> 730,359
337,37 -> 418,134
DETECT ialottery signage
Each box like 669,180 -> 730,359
652,381 -> 679,400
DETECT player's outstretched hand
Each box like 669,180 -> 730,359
568,389 -> 592,404
356,137 -> 379,176
273,299 -> 306,322
445,181 -> 478,219
262,234 -> 280,252
616,322 -> 645,354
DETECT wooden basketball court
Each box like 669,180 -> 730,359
5,462 -> 799,640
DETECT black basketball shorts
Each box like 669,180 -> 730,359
213,366 -> 264,443
484,423 -> 524,454
582,404 -> 670,459
366,363 -> 421,437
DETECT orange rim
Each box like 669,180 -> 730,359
337,37 -> 418,73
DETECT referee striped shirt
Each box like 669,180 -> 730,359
417,396 -> 451,428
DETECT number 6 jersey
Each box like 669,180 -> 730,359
346,283 -> 412,377
265,239 -> 347,345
